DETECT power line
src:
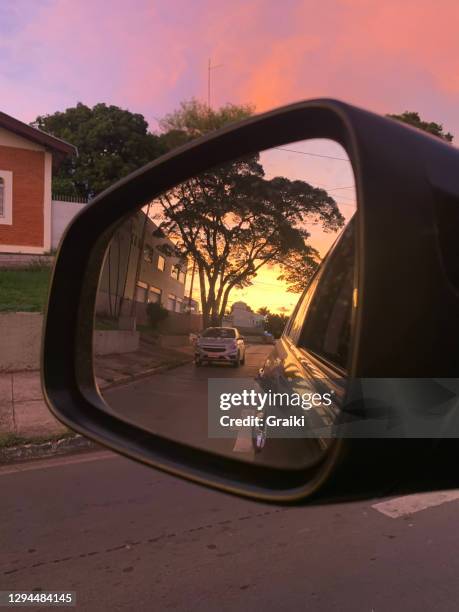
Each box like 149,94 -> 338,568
267,148 -> 355,196
274,146 -> 351,162
302,180 -> 355,191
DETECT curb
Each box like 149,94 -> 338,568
0,434 -> 100,464
99,356 -> 194,390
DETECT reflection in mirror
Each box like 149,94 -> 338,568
93,139 -> 356,470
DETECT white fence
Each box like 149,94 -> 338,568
51,198 -> 87,249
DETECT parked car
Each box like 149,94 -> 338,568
252,217 -> 354,454
195,327 -> 246,367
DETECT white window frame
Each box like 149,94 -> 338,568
0,170 -> 13,225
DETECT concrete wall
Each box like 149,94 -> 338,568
96,293 -> 149,325
51,200 -> 87,249
94,330 -> 139,356
0,321 -> 138,438
0,253 -> 54,268
0,313 -> 140,371
96,293 -> 203,333
157,311 -> 203,334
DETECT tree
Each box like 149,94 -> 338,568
159,99 -> 254,145
146,302 -> 169,329
257,308 -> 289,338
277,248 -> 321,294
387,111 -> 453,142
33,103 -> 166,198
154,100 -> 345,328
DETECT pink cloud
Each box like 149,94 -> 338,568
1,0 -> 458,139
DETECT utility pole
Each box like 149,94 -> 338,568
207,58 -> 223,108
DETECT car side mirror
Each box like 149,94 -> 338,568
43,98 -> 459,504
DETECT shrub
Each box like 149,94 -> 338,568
146,302 -> 169,329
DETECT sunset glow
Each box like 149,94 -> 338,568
2,1 -> 458,139
1,0 -> 454,316
227,139 -> 355,314
180,139 -> 356,315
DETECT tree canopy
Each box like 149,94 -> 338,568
34,98 -> 347,322
153,100 -> 344,327
257,307 -> 289,338
276,249 -> 321,294
387,111 -> 453,142
159,99 -> 255,147
33,103 -> 166,198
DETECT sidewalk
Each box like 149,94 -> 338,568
95,339 -> 194,389
0,338 -> 194,451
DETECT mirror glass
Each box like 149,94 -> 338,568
92,139 -> 357,469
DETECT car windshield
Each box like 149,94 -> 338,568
201,328 -> 236,338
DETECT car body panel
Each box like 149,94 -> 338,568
195,327 -> 246,364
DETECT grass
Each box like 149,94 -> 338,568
0,266 -> 52,312
0,431 -> 74,449
0,434 -> 25,448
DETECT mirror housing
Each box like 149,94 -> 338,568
42,98 -> 459,502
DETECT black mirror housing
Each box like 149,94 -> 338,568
42,98 -> 459,503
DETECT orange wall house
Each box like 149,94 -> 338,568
0,112 -> 75,254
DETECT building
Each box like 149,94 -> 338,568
97,210 -> 191,318
223,301 -> 265,332
182,296 -> 200,314
0,111 -> 76,255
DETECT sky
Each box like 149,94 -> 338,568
2,1 -> 459,135
227,139 -> 355,314
1,0 -> 457,313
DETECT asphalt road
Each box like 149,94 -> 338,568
102,344 -> 272,461
3,449 -> 459,611
4,346 -> 459,610
102,344 -> 327,470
